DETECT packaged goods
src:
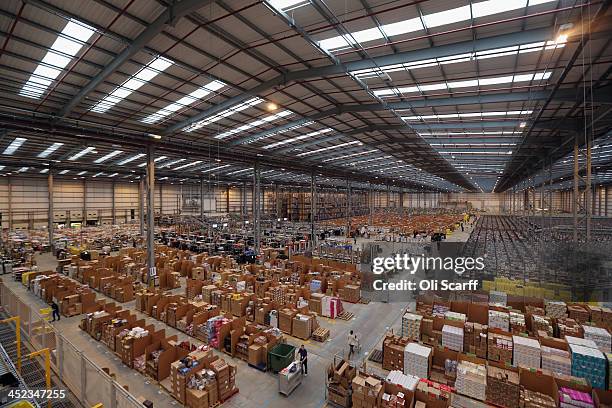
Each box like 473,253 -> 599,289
455,361 -> 486,401
442,325 -> 463,352
403,343 -> 431,379
444,311 -> 466,322
545,300 -> 567,318
489,310 -> 510,332
385,370 -> 419,391
489,291 -> 507,306
582,325 -> 611,353
521,389 -> 556,407
569,343 -> 606,389
486,365 -> 519,408
401,313 -> 422,340
558,387 -> 595,408
541,346 -> 571,376
488,332 -> 513,364
512,335 -> 541,369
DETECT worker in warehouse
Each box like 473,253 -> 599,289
347,330 -> 359,359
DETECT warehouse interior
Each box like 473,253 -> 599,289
0,0 -> 611,407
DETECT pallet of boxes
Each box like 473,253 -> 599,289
352,374 -> 384,408
326,359 -> 356,408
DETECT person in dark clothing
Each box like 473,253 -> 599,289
51,301 -> 60,321
461,222 -> 464,232
298,344 -> 308,376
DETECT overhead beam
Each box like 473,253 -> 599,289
57,0 -> 215,118
162,27 -> 556,135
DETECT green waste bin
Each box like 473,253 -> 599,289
268,343 -> 296,373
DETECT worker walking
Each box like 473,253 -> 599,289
347,330 -> 358,359
51,301 -> 60,322
298,344 -> 308,376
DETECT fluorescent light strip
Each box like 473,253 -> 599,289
173,160 -> 202,170
214,110 -> 292,140
402,110 -> 532,121
38,142 -> 64,158
59,170 -> 69,174
263,128 -> 333,149
202,164 -> 230,173
419,131 -> 517,136
91,56 -> 173,113
374,71 -> 551,97
159,159 -> 185,168
226,168 -> 253,175
93,172 -> 104,177
18,167 -> 29,172
117,153 -> 145,165
108,173 -> 118,177
3,137 -> 27,155
184,97 -> 263,132
439,151 -> 513,155
19,19 -> 95,99
244,121 -> 314,145
68,146 -> 95,160
296,141 -> 362,157
137,155 -> 169,167
77,171 -> 87,175
267,0 -> 310,12
319,0 -> 555,51
323,149 -> 378,162
40,168 -> 49,174
142,80 -> 226,124
94,150 -> 123,163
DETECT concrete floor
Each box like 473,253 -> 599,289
5,253 -> 412,408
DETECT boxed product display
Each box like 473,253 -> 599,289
486,365 -> 519,408
569,343 -> 607,389
489,310 -> 510,332
441,325 -> 463,352
455,360 -> 486,401
583,325 -> 611,352
401,313 -> 422,340
541,345 -> 572,376
352,375 -> 384,408
513,335 -> 541,369
403,343 -> 431,379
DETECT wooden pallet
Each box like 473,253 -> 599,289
368,349 -> 383,363
312,327 -> 330,342
337,311 -> 354,321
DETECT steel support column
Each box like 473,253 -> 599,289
139,177 -> 145,237
242,181 -> 247,220
146,145 -> 155,284
7,177 -> 12,231
47,171 -> 54,253
573,133 -> 592,241
310,172 -> 317,244
368,182 -> 373,225
253,163 -> 261,254
200,178 -> 204,220
111,180 -> 116,225
346,179 -> 352,237
82,179 -> 87,225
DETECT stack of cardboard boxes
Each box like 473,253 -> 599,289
326,359 -> 356,408
486,365 -> 519,408
352,375 -> 383,408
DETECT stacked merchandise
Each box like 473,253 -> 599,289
416,301 -> 432,316
339,284 -> 360,303
464,323 -> 487,358
321,296 -> 343,319
442,325 -> 463,352
487,332 -> 513,365
545,300 -> 567,318
383,335 -> 408,372
201,285 -> 216,304
326,359 -> 356,408
432,304 -> 450,318
444,311 -> 466,322
380,391 -> 408,408
558,387 -> 595,408
310,280 -> 322,293
509,311 -> 526,334
558,318 -> 582,338
583,325 -> 611,352
444,359 -> 457,379
488,310 -> 510,331
541,346 -> 571,376
531,315 -> 553,337
568,342 -> 607,389
521,389 -> 556,407
205,316 -> 229,348
485,365 -> 519,408
455,361 -> 486,401
512,336 -> 541,368
352,375 -> 383,408
292,314 -> 314,340
270,287 -> 286,305
568,305 -> 590,323
185,367 -> 216,408
403,343 -> 431,379
210,358 -> 237,402
415,380 -> 453,405
489,291 -> 507,306
385,370 -> 419,392
401,313 -> 422,340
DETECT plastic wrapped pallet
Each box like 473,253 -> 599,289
583,325 -> 611,353
385,370 -> 419,392
489,291 -> 507,306
442,325 -> 463,352
545,300 -> 567,318
455,360 -> 486,401
444,311 -> 466,322
569,343 -> 606,389
488,310 -> 509,331
401,313 -> 422,340
512,335 -> 541,369
558,387 -> 595,408
541,346 -> 571,376
485,365 -> 519,408
403,343 -> 431,379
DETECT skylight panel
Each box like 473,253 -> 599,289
403,111 -> 532,121
423,5 -> 471,28
267,0 -> 310,12
38,142 -> 64,158
91,56 -> 173,113
3,137 -> 27,155
214,110 -> 292,140
19,19 -> 95,99
68,146 -> 95,160
174,160 -> 202,170
296,141 -> 362,157
141,80 -> 226,124
117,153 -> 146,165
184,97 -> 263,132
323,149 -> 377,162
94,150 -> 123,163
263,128 -> 333,149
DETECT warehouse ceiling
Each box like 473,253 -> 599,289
0,0 -> 611,192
